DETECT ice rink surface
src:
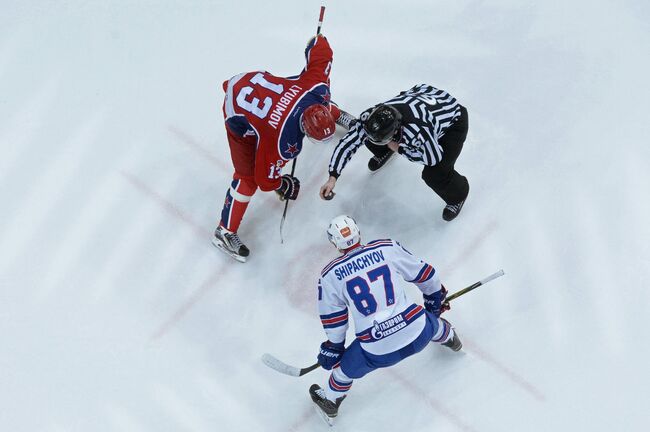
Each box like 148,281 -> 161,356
1,1 -> 649,431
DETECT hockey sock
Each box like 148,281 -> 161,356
431,317 -> 454,344
219,178 -> 256,232
325,367 -> 353,401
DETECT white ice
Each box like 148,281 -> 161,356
1,1 -> 649,431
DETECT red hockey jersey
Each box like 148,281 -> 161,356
222,35 -> 335,191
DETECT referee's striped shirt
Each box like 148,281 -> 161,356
328,84 -> 462,177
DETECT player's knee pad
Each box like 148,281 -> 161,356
230,177 -> 257,201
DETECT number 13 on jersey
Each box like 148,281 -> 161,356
235,73 -> 284,119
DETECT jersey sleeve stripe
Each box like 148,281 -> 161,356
417,265 -> 435,283
408,263 -> 435,283
322,317 -> 348,329
320,309 -> 349,328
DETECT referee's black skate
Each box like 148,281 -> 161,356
442,199 -> 466,221
212,226 -> 249,263
309,384 -> 346,426
368,151 -> 396,172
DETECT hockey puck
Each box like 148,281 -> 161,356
323,191 -> 336,201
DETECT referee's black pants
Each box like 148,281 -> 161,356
365,105 -> 469,205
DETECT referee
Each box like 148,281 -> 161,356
320,84 -> 470,221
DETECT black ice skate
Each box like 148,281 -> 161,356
442,330 -> 463,352
368,151 -> 396,173
336,110 -> 356,130
442,199 -> 466,221
212,226 -> 250,263
309,384 -> 346,427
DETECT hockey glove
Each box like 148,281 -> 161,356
304,34 -> 325,60
275,174 -> 301,201
423,285 -> 450,317
317,340 -> 345,370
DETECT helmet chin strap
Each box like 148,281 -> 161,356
299,115 -> 305,133
393,126 -> 403,143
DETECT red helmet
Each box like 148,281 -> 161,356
302,104 -> 335,143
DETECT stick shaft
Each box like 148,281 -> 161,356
317,5 -> 325,35
279,161 -> 296,244
446,270 -> 505,303
279,6 -> 326,243
301,363 -> 320,376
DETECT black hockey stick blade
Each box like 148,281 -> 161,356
262,353 -> 320,377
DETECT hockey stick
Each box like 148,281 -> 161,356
262,353 -> 320,377
280,5 -> 326,244
444,269 -> 505,304
262,269 -> 505,377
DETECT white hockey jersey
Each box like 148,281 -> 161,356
317,239 -> 443,355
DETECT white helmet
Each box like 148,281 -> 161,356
327,215 -> 361,250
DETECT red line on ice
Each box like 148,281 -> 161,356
120,170 -> 227,340
150,268 -> 226,340
445,219 -> 499,278
286,407 -> 314,432
168,125 -> 232,172
388,369 -> 479,432
442,219 -> 546,402
120,170 -> 211,239
463,338 -> 546,402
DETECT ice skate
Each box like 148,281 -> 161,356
309,384 -> 346,427
368,151 -> 396,173
212,226 -> 250,263
442,329 -> 463,352
442,199 -> 466,221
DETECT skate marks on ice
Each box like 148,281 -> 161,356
441,219 -> 546,402
149,268 -> 228,340
462,338 -> 546,402
387,368 -> 479,432
444,219 -> 499,278
167,126 -> 232,173
121,170 -> 212,240
120,170 -> 231,340
281,243 -> 336,313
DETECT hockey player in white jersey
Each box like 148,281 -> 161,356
309,215 -> 462,425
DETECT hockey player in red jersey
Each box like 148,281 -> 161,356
212,35 -> 354,262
